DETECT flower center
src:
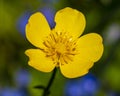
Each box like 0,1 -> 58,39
42,30 -> 77,66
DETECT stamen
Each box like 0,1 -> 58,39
43,42 -> 50,48
42,31 -> 78,66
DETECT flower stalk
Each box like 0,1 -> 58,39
42,68 -> 57,96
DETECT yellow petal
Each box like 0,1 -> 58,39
55,7 -> 86,38
26,12 -> 51,48
60,55 -> 94,78
25,49 -> 55,72
77,33 -> 104,62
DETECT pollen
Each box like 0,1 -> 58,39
42,30 -> 78,66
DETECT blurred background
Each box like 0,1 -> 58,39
0,0 -> 120,96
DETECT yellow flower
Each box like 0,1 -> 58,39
25,7 -> 104,78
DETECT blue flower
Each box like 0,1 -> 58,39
14,69 -> 31,87
0,87 -> 21,96
64,73 -> 100,96
17,8 -> 55,36
16,12 -> 31,36
39,7 -> 55,29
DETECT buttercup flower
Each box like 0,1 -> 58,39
25,7 -> 104,78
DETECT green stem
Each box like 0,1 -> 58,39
42,68 -> 57,96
